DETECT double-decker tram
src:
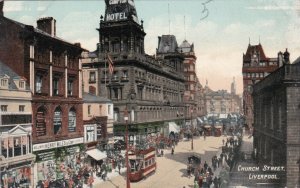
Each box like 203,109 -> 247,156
128,147 -> 157,182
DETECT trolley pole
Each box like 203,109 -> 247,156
191,108 -> 194,150
124,108 -> 131,188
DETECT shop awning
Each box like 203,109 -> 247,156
86,149 -> 107,161
169,122 -> 180,133
197,117 -> 203,123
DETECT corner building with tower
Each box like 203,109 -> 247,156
83,0 -> 186,144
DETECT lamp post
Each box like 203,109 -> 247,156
124,107 -> 131,188
191,108 -> 194,150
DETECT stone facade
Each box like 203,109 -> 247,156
253,60 -> 300,187
205,79 -> 242,115
82,0 -> 185,143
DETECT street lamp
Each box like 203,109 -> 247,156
191,108 -> 194,150
124,107 -> 131,188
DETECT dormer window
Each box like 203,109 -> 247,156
19,81 -> 25,89
0,78 -> 8,87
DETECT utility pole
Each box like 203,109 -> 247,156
124,107 -> 131,188
191,108 -> 194,150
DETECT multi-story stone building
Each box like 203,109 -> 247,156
242,43 -> 289,129
178,40 -> 206,120
252,58 -> 300,187
0,61 -> 35,188
0,7 -> 85,186
82,52 -> 114,145
205,79 -> 242,115
82,0 -> 185,144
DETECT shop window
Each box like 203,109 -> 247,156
68,108 -> 76,132
85,125 -> 96,142
1,139 -> 8,158
22,136 -> 28,155
53,107 -> 62,135
14,137 -> 21,157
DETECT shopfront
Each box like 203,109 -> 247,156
33,137 -> 84,187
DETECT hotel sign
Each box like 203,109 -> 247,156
106,0 -> 136,22
33,137 -> 83,152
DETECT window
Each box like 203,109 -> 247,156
122,70 -> 128,79
53,78 -> 59,96
35,75 -> 42,94
89,71 -> 96,83
14,137 -> 21,157
1,105 -> 8,112
113,71 -> 118,80
19,105 -> 25,112
68,108 -> 76,132
88,105 -> 91,116
19,81 -> 25,88
53,107 -> 62,135
1,139 -> 8,158
68,79 -> 73,96
36,107 -> 46,137
108,105 -> 111,115
85,125 -> 96,142
0,79 -> 8,87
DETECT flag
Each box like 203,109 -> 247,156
107,54 -> 114,75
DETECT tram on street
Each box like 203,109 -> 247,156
128,147 -> 157,182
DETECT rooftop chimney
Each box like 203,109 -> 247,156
283,48 -> 290,64
0,0 -> 4,17
37,17 -> 56,37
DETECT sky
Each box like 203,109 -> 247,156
3,0 -> 300,95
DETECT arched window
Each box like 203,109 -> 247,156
36,106 -> 47,136
53,107 -> 62,135
68,108 -> 76,132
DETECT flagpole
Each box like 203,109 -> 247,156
105,52 -> 107,97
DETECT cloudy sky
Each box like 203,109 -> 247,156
3,0 -> 300,94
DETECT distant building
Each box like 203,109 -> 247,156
242,43 -> 288,129
178,40 -> 206,119
0,61 -> 35,188
252,58 -> 300,187
205,79 -> 242,115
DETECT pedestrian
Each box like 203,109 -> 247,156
204,161 -> 208,171
171,145 -> 174,155
187,164 -> 191,178
118,163 -> 121,174
161,149 -> 164,156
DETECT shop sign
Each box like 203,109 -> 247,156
33,137 -> 83,151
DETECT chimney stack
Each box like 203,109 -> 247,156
37,17 -> 56,37
0,0 -> 4,17
283,48 -> 290,64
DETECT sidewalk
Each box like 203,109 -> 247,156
228,135 -> 257,187
83,167 -> 127,188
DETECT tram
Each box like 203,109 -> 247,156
128,147 -> 157,182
